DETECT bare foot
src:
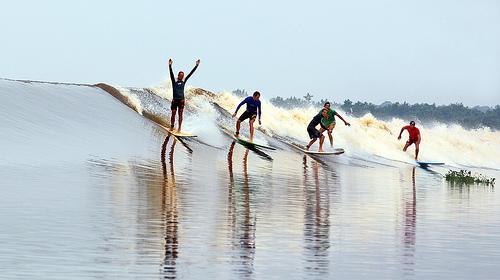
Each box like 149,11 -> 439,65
318,149 -> 324,152
306,145 -> 310,151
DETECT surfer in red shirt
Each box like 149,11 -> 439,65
398,121 -> 421,160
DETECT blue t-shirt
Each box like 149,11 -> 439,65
235,96 -> 262,119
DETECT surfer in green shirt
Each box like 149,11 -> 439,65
319,102 -> 350,147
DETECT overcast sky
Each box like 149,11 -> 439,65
1,0 -> 499,106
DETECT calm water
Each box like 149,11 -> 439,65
1,80 -> 499,279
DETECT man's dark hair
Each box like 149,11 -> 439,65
410,121 -> 416,125
253,91 -> 260,97
324,101 -> 331,106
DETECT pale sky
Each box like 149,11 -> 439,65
1,0 -> 499,106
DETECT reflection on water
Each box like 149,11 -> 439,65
401,167 -> 417,276
2,131 -> 500,279
161,136 -> 179,279
227,142 -> 256,279
302,156 -> 330,276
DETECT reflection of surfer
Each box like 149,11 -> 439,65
302,156 -> 330,274
226,142 -> 255,277
232,91 -> 262,141
398,121 -> 421,160
160,135 -> 178,279
168,58 -> 200,132
401,167 -> 417,274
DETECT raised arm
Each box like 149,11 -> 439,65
185,59 -> 200,82
168,59 -> 175,84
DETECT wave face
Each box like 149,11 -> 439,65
2,78 -> 499,169
105,82 -> 500,169
0,79 -> 163,166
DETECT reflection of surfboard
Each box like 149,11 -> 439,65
291,142 -> 344,155
232,135 -> 276,150
416,161 -> 444,168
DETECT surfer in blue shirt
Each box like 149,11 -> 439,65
232,91 -> 262,141
168,58 -> 200,132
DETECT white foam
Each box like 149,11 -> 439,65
181,89 -> 225,147
148,78 -> 172,100
114,86 -> 143,115
214,91 -> 500,169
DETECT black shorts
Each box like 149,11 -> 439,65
238,111 -> 257,122
320,122 -> 327,130
307,126 -> 321,139
171,99 -> 185,110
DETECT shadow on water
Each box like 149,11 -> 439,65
227,141 -> 256,279
302,155 -> 331,276
161,135 -> 179,279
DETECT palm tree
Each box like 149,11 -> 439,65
303,92 -> 313,102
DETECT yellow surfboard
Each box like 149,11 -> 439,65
167,129 -> 197,138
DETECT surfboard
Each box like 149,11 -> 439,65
304,148 -> 345,155
291,142 -> 344,155
416,161 -> 445,168
167,129 -> 197,138
232,135 -> 276,150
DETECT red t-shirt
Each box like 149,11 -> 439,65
404,125 -> 420,140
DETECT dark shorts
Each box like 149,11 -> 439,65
407,138 -> 418,145
171,99 -> 185,110
307,126 -> 322,139
320,122 -> 328,130
238,110 -> 257,122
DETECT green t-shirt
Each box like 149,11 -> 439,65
320,108 -> 336,127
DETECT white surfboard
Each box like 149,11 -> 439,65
291,142 -> 344,155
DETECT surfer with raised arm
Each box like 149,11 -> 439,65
319,102 -> 350,147
168,58 -> 200,132
232,91 -> 262,142
398,120 -> 421,160
306,109 -> 326,152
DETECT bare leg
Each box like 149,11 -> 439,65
306,138 -> 317,150
414,140 -> 420,160
319,135 -> 325,152
403,141 -> 411,152
170,109 -> 177,130
328,131 -> 333,147
177,108 -> 184,131
249,118 -> 255,141
235,120 -> 241,136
